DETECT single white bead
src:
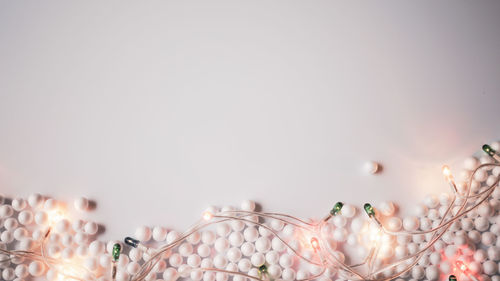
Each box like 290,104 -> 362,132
17,210 -> 33,226
12,198 -> 27,212
478,203 -> 492,217
271,237 -> 286,252
425,265 -> 439,281
228,232 -> 244,247
191,269 -> 203,281
386,217 -> 402,232
444,245 -> 457,258
1,230 -> 14,243
282,268 -> 296,281
179,242 -> 194,257
214,238 -> 229,253
89,240 -> 104,256
241,242 -> 255,256
127,262 -> 141,275
61,247 -> 74,260
265,250 -> 279,264
483,260 -> 498,275
0,205 -> 14,218
468,230 -> 482,243
169,253 -> 183,267
178,265 -> 192,278
363,161 -> 379,174
74,197 -> 89,212
379,202 -> 395,216
28,261 -> 45,276
163,268 -> 178,281
258,225 -> 272,237
215,271 -> 228,281
72,219 -> 85,232
333,216 -> 346,228
13,228 -> 28,241
4,218 -> 18,230
213,254 -> 228,269
187,231 -> 201,245
167,230 -> 181,244
187,254 -> 201,267
203,272 -> 216,281
15,264 -> 28,278
241,200 -> 256,211
279,254 -> 293,268
231,220 -> 245,232
201,231 -> 215,245
424,194 -> 439,208
238,258 -> 251,272
482,232 -> 496,246
76,245 -> 87,257
43,199 -> 57,210
250,252 -> 265,266
341,204 -> 356,218
84,257 -> 98,271
226,248 -> 242,263
464,156 -> 480,170
134,226 -> 151,241
270,219 -> 284,231
474,169 -> 488,182
2,268 -> 15,280
255,237 -> 271,252
216,224 -> 231,237
439,193 -> 451,206
350,217 -> 366,233
474,217 -> 490,231
268,264 -> 282,277
84,221 -> 98,235
413,204 -> 428,217
243,227 -> 259,242
282,225 -> 295,236
296,269 -> 309,280
28,193 -> 43,209
487,246 -> 500,261
151,226 -> 168,242
197,244 -> 211,258
403,216 -> 419,231
411,265 -> 424,279
474,249 -> 487,263
128,248 -> 142,262
153,259 -> 166,272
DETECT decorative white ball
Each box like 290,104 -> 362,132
379,202 -> 396,216
241,242 -> 255,256
238,258 -> 251,272
201,231 -> 215,245
134,226 -> 151,241
84,221 -> 98,235
243,227 -> 259,242
483,260 -> 498,275
250,253 -> 265,266
18,210 -> 33,225
28,193 -> 44,209
214,254 -> 228,269
89,240 -> 104,256
28,261 -> 45,277
341,204 -> 356,218
282,268 -> 296,281
179,242 -> 193,257
12,198 -> 27,211
15,264 -> 28,278
228,232 -> 244,247
62,248 -> 75,260
0,205 -> 14,218
241,200 -> 256,211
333,228 -> 347,242
279,254 -> 293,268
363,161 -> 379,174
425,265 -> 439,281
74,197 -> 89,212
403,216 -> 419,231
226,248 -> 242,263
163,268 -> 179,281
255,237 -> 271,253
187,254 -> 201,267
386,217 -> 402,232
127,262 -> 141,275
214,238 -> 229,253
197,244 -> 211,257
216,223 -> 231,237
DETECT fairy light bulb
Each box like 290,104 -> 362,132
112,243 -> 121,262
203,211 -> 213,221
324,202 -> 344,222
442,165 -> 458,194
364,203 -> 375,217
455,260 -> 479,281
449,275 -> 457,281
310,237 -> 320,251
483,144 -> 500,161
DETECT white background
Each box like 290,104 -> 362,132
1,1 -> 500,240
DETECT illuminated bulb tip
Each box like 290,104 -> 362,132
449,275 -> 457,281
124,237 -> 140,248
363,203 -> 375,217
203,211 -> 213,221
112,243 -> 121,262
310,237 -> 320,250
330,202 -> 344,216
442,165 -> 451,177
455,260 -> 468,272
482,144 -> 496,157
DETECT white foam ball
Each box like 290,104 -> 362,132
216,223 -> 231,237
241,200 -> 256,211
425,265 -> 439,280
282,268 -> 296,281
163,268 -> 178,281
0,205 -> 14,218
243,227 -> 259,242
333,216 -> 347,228
228,232 -> 244,247
255,237 -> 271,252
28,261 -> 45,276
1,230 -> 14,243
4,218 -> 18,230
350,217 -> 366,233
214,238 -> 229,253
411,266 -> 424,279
55,219 -> 70,233
386,217 -> 402,232
231,220 -> 245,232
127,262 -> 141,275
84,257 -> 98,271
403,216 -> 419,231
213,254 -> 228,269
487,246 -> 500,261
13,228 -> 28,241
179,242 -> 193,257
191,269 -> 203,281
279,254 -> 293,268
74,197 -> 89,212
84,221 -> 98,235
187,254 -> 201,267
271,237 -> 285,251
444,245 -> 458,258
28,193 -> 43,209
341,204 -> 356,218
268,264 -> 281,277
72,219 -> 85,232
169,253 -> 182,267
241,242 -> 255,256
11,198 -> 27,212
333,228 -> 347,242
15,264 -> 28,278
226,248 -> 242,263
2,268 -> 15,280
483,260 -> 497,275
379,202 -> 395,216
61,248 -> 74,260
475,217 -> 490,231
197,244 -> 211,257
187,231 -> 201,245
413,204 -> 428,217
201,231 -> 215,245
134,226 -> 151,241
89,240 -> 104,255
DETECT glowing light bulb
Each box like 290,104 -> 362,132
442,165 -> 458,194
448,275 -> 457,281
330,202 -> 344,216
48,209 -> 65,227
483,144 -> 500,161
455,260 -> 479,281
364,203 -> 375,217
203,211 -> 213,221
310,237 -> 320,251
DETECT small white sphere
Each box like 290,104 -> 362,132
429,252 -> 441,265
250,253 -> 265,266
474,249 -> 487,263
413,204 -> 428,217
191,269 -> 203,281
128,248 -> 142,262
55,219 -> 70,233
215,271 -> 228,281
84,257 -> 98,271
28,261 -> 45,277
213,254 -> 228,269
268,264 -> 282,277
282,268 -> 296,281
214,237 -> 229,253
74,197 -> 89,212
228,232 -> 244,247
238,258 -> 251,272
271,237 -> 286,252
386,217 -> 402,232
0,205 -> 14,218
4,218 -> 18,230
167,230 -> 181,244
169,253 -> 183,267
333,216 -> 347,228
72,219 -> 85,232
12,198 -> 27,211
127,262 -> 141,275
226,248 -> 242,263
74,232 -> 87,245
163,268 -> 179,281
134,226 -> 151,241
231,220 -> 245,232
469,230 -> 482,243
43,199 -> 57,210
379,201 -> 396,216
201,231 -> 215,245
474,169 -> 488,182
351,217 -> 366,233
197,244 -> 211,257
216,223 -> 231,237
241,200 -> 256,211
483,260 -> 498,275
203,272 -> 216,281
279,254 -> 293,268
13,228 -> 28,241
282,225 -> 295,236
333,228 -> 347,242
487,246 -> 500,261
255,237 -> 271,252
15,264 -> 28,278
1,230 -> 14,243
178,265 -> 192,278
187,254 -> 201,267
241,242 -> 255,256
403,216 -> 419,231
2,268 -> 15,280
28,193 -> 43,209
482,232 -> 496,246
265,251 -> 279,264
474,217 -> 490,231
84,221 -> 98,235
425,265 -> 439,281
340,204 -> 356,218
89,240 -> 104,255
179,242 -> 193,257
411,266 -> 424,279
17,210 -> 33,226
363,161 -> 379,174
243,227 -> 259,242
424,194 -> 439,209
444,245 -> 458,258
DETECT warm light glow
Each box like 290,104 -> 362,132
310,237 -> 320,251
55,261 -> 88,281
48,209 -> 65,227
442,165 -> 451,177
202,211 -> 213,221
455,260 -> 468,272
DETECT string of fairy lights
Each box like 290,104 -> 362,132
0,143 -> 499,281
